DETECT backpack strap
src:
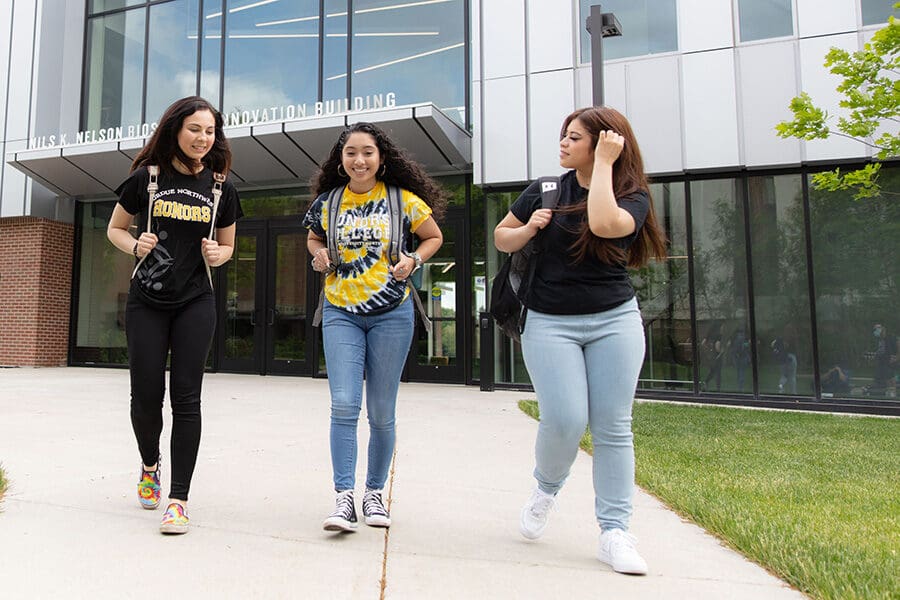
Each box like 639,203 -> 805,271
130,165 -> 159,280
203,171 -> 227,289
313,186 -> 346,327
386,184 -> 431,329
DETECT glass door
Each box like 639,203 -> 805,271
407,209 -> 465,382
218,218 -> 317,375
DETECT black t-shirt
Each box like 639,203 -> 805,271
116,166 -> 243,308
509,169 -> 649,315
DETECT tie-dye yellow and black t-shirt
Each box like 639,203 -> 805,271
302,182 -> 432,314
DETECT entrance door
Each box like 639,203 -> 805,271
406,209 -> 466,383
218,218 -> 318,375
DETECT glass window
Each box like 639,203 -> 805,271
351,0 -> 465,125
83,9 -> 146,131
638,182 -> 692,392
323,0 -> 348,101
71,202 -> 132,366
200,0 -> 223,105
748,175 -> 813,396
738,0 -> 793,42
146,0 -> 200,122
690,179 -> 751,394
222,0 -> 320,116
861,0 -> 897,26
239,188 -> 310,218
89,0 -> 143,15
579,0 -> 677,62
809,167 -> 900,401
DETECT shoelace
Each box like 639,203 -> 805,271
332,491 -> 355,518
363,492 -> 388,516
528,492 -> 554,518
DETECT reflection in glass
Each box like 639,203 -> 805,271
89,0 -> 143,15
861,0 -> 896,26
748,175 -> 813,396
690,179 -> 750,394
83,10 -> 146,131
579,0 -> 677,62
200,0 -> 223,105
416,236 -> 457,367
810,168 -> 900,401
351,0 -> 465,125
225,234 -> 257,360
487,189 -> 530,384
637,183 -> 691,391
146,0 -> 200,121
738,0 -> 793,42
323,0 -> 348,101
239,188 -> 309,218
272,232 -> 307,361
222,0 -> 319,116
72,202 -> 133,365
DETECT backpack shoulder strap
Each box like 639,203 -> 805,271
325,186 -> 345,268
537,175 -> 561,209
385,184 -> 404,265
131,166 -> 159,280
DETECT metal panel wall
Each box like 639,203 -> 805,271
526,0 -> 573,73
625,56 -> 682,175
678,0 -> 734,53
681,49 -> 740,170
796,0 -> 858,37
737,41 -> 802,168
481,76 -> 528,184
527,69 -> 574,179
799,33 -> 867,161
481,0 -> 526,80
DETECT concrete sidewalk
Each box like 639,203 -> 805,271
0,368 -> 804,599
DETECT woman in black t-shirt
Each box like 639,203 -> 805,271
107,96 -> 242,535
494,106 -> 666,574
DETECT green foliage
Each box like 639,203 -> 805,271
0,463 -> 7,507
777,8 -> 900,199
517,400 -> 900,600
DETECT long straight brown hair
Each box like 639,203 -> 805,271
131,96 -> 231,178
560,107 -> 667,267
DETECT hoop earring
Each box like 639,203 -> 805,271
378,164 -> 386,178
337,164 -> 348,177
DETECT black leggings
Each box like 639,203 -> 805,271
125,291 -> 216,501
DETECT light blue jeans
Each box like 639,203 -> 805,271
322,297 -> 414,491
521,297 -> 645,532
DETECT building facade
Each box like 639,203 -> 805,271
1,0 -> 897,414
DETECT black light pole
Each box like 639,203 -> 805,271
585,4 -> 623,106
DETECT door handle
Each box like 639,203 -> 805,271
268,308 -> 276,326
249,309 -> 257,326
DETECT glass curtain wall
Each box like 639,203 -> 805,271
578,0 -> 677,62
737,0 -> 794,42
146,0 -> 201,121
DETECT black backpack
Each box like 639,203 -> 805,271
489,176 -> 561,342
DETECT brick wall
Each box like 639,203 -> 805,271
0,217 -> 74,366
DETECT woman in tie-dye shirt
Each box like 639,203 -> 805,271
302,122 -> 446,533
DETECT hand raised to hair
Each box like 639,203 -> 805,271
594,130 -> 624,165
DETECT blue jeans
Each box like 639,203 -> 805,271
322,297 -> 414,491
521,297 -> 645,532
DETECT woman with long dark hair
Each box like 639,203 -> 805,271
303,122 -> 446,532
107,96 -> 242,534
494,106 -> 666,574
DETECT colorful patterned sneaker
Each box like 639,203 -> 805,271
159,502 -> 189,535
323,490 -> 358,532
137,462 -> 161,510
362,488 -> 391,528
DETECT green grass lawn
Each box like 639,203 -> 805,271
0,463 -> 7,508
518,400 -> 900,600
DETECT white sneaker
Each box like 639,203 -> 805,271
598,528 -> 648,575
519,488 -> 555,540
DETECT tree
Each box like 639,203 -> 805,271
776,5 -> 899,199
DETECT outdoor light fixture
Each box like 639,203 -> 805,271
585,4 -> 623,106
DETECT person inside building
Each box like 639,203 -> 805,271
494,106 -> 667,575
303,122 -> 446,532
106,96 -> 242,534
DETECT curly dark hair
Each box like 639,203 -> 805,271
131,96 -> 232,178
310,122 -> 447,221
